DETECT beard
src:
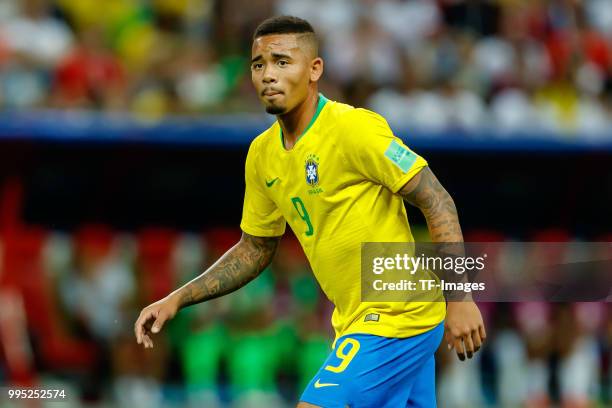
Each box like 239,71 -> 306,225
265,104 -> 286,115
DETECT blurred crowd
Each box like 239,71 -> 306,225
0,1 -> 610,406
0,226 -> 335,407
0,225 -> 610,407
0,0 -> 611,136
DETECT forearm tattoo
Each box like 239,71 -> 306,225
399,167 -> 463,243
177,232 -> 280,308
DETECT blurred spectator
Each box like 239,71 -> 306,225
0,0 -> 73,66
59,228 -> 135,342
0,0 -> 75,109
0,3 -> 610,406
556,303 -> 606,407
174,41 -> 229,111
0,0 -> 607,136
52,26 -> 126,110
1,224 -> 610,406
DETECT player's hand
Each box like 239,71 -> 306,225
444,301 -> 486,361
134,294 -> 181,349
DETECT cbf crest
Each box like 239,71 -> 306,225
305,154 -> 320,187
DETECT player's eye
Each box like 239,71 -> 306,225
252,63 -> 263,70
277,60 -> 288,67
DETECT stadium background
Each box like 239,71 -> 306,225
0,0 -> 610,407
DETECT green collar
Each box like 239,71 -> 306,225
280,93 -> 328,149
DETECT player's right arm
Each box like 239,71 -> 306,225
135,135 -> 285,348
134,232 -> 280,348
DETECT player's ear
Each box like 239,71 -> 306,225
310,57 -> 324,82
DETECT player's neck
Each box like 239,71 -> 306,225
278,90 -> 319,150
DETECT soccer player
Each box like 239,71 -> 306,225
134,15 -> 486,407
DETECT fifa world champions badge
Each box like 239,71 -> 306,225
305,154 -> 320,187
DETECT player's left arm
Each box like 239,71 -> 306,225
399,166 -> 486,361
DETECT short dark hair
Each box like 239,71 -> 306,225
253,15 -> 316,39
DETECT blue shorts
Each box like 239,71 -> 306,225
300,321 -> 444,408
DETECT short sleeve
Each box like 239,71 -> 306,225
240,138 -> 286,237
340,109 -> 428,193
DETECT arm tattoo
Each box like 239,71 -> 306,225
176,232 -> 280,308
399,167 -> 463,243
400,167 -> 470,299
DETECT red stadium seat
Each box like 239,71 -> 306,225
205,227 -> 242,257
0,288 -> 37,386
73,224 -> 114,259
531,228 -> 571,242
530,228 -> 572,271
1,227 -> 97,371
462,230 -> 508,319
137,228 -> 178,304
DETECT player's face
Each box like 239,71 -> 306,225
251,34 -> 315,115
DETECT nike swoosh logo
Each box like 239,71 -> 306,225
265,177 -> 279,187
314,379 -> 339,388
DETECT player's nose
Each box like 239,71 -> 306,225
262,67 -> 277,83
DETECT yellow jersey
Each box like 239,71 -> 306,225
240,94 -> 446,340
